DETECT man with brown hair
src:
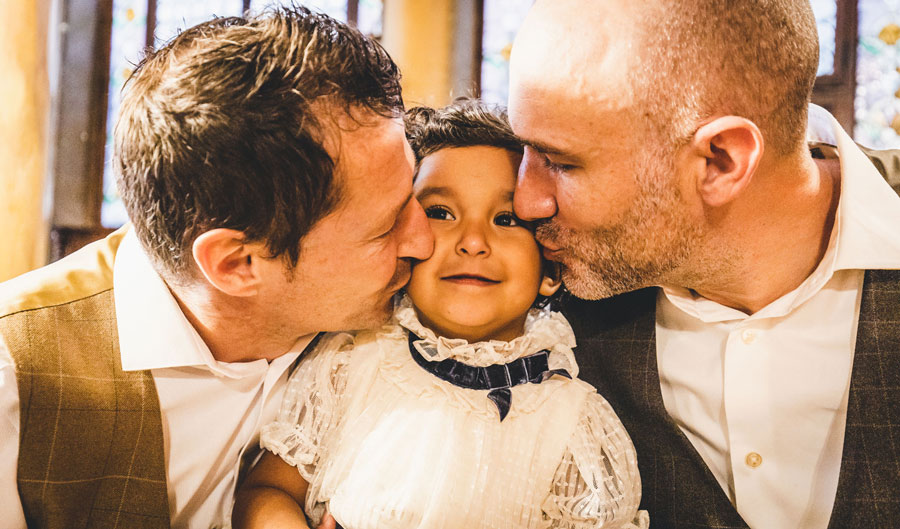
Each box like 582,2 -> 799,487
0,7 -> 431,528
509,0 -> 900,528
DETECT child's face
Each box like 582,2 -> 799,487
407,145 -> 549,343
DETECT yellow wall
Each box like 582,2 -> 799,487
381,0 -> 455,108
0,2 -> 50,282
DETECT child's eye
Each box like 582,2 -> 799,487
424,205 -> 455,221
494,212 -> 523,227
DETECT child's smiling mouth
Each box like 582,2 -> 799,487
441,274 -> 501,286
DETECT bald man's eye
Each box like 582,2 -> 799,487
542,156 -> 577,173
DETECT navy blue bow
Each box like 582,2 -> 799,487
407,332 -> 571,421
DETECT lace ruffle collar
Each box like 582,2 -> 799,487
393,294 -> 579,373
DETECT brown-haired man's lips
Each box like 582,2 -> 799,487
387,261 -> 412,292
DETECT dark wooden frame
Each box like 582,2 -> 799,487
452,0 -> 484,98
49,0 -> 114,258
811,0 -> 859,133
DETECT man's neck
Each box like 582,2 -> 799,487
688,155 -> 842,314
169,286 -> 303,363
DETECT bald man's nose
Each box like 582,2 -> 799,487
514,149 -> 558,221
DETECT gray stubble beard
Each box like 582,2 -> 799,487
536,159 -> 702,301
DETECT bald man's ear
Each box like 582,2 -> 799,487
690,116 -> 764,207
192,229 -> 263,297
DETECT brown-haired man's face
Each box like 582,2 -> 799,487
258,114 -> 434,333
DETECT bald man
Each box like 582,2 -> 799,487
508,1 -> 900,528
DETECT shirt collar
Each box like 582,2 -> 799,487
663,107 -> 900,322
113,230 -> 311,374
827,112 -> 900,271
806,103 -> 839,146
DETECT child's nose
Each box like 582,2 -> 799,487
455,224 -> 490,257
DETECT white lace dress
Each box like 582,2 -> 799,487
260,297 -> 649,529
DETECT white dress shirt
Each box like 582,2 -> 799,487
657,108 -> 900,529
0,231 -> 314,528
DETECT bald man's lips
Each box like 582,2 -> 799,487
540,238 -> 563,255
535,230 -> 560,249
542,247 -> 563,261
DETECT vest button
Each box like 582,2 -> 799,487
745,452 -> 763,468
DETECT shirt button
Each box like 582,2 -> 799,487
745,452 -> 763,468
741,329 -> 756,344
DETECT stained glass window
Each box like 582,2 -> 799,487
248,0 -> 347,21
154,1 -> 243,44
103,0 -> 149,227
103,0 -> 244,227
811,0 -> 838,76
855,0 -> 900,149
480,0 -> 532,106
357,0 -> 383,37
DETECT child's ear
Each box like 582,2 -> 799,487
538,274 -> 562,297
539,260 -> 562,297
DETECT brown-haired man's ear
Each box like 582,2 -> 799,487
192,229 -> 264,297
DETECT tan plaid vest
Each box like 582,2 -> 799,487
0,229 -> 170,528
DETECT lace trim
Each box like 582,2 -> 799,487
260,422 -> 318,482
368,337 -> 588,420
541,394 -> 647,528
394,294 -> 579,372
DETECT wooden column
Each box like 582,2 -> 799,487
0,1 -> 51,281
381,0 -> 456,107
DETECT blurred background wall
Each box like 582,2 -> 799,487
0,1 -> 51,282
2,0 -> 899,281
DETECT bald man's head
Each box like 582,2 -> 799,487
511,0 -> 819,157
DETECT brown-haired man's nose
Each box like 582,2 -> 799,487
397,197 -> 435,261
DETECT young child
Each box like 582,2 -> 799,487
233,100 -> 649,529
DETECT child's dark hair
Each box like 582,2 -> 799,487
404,98 -> 523,164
